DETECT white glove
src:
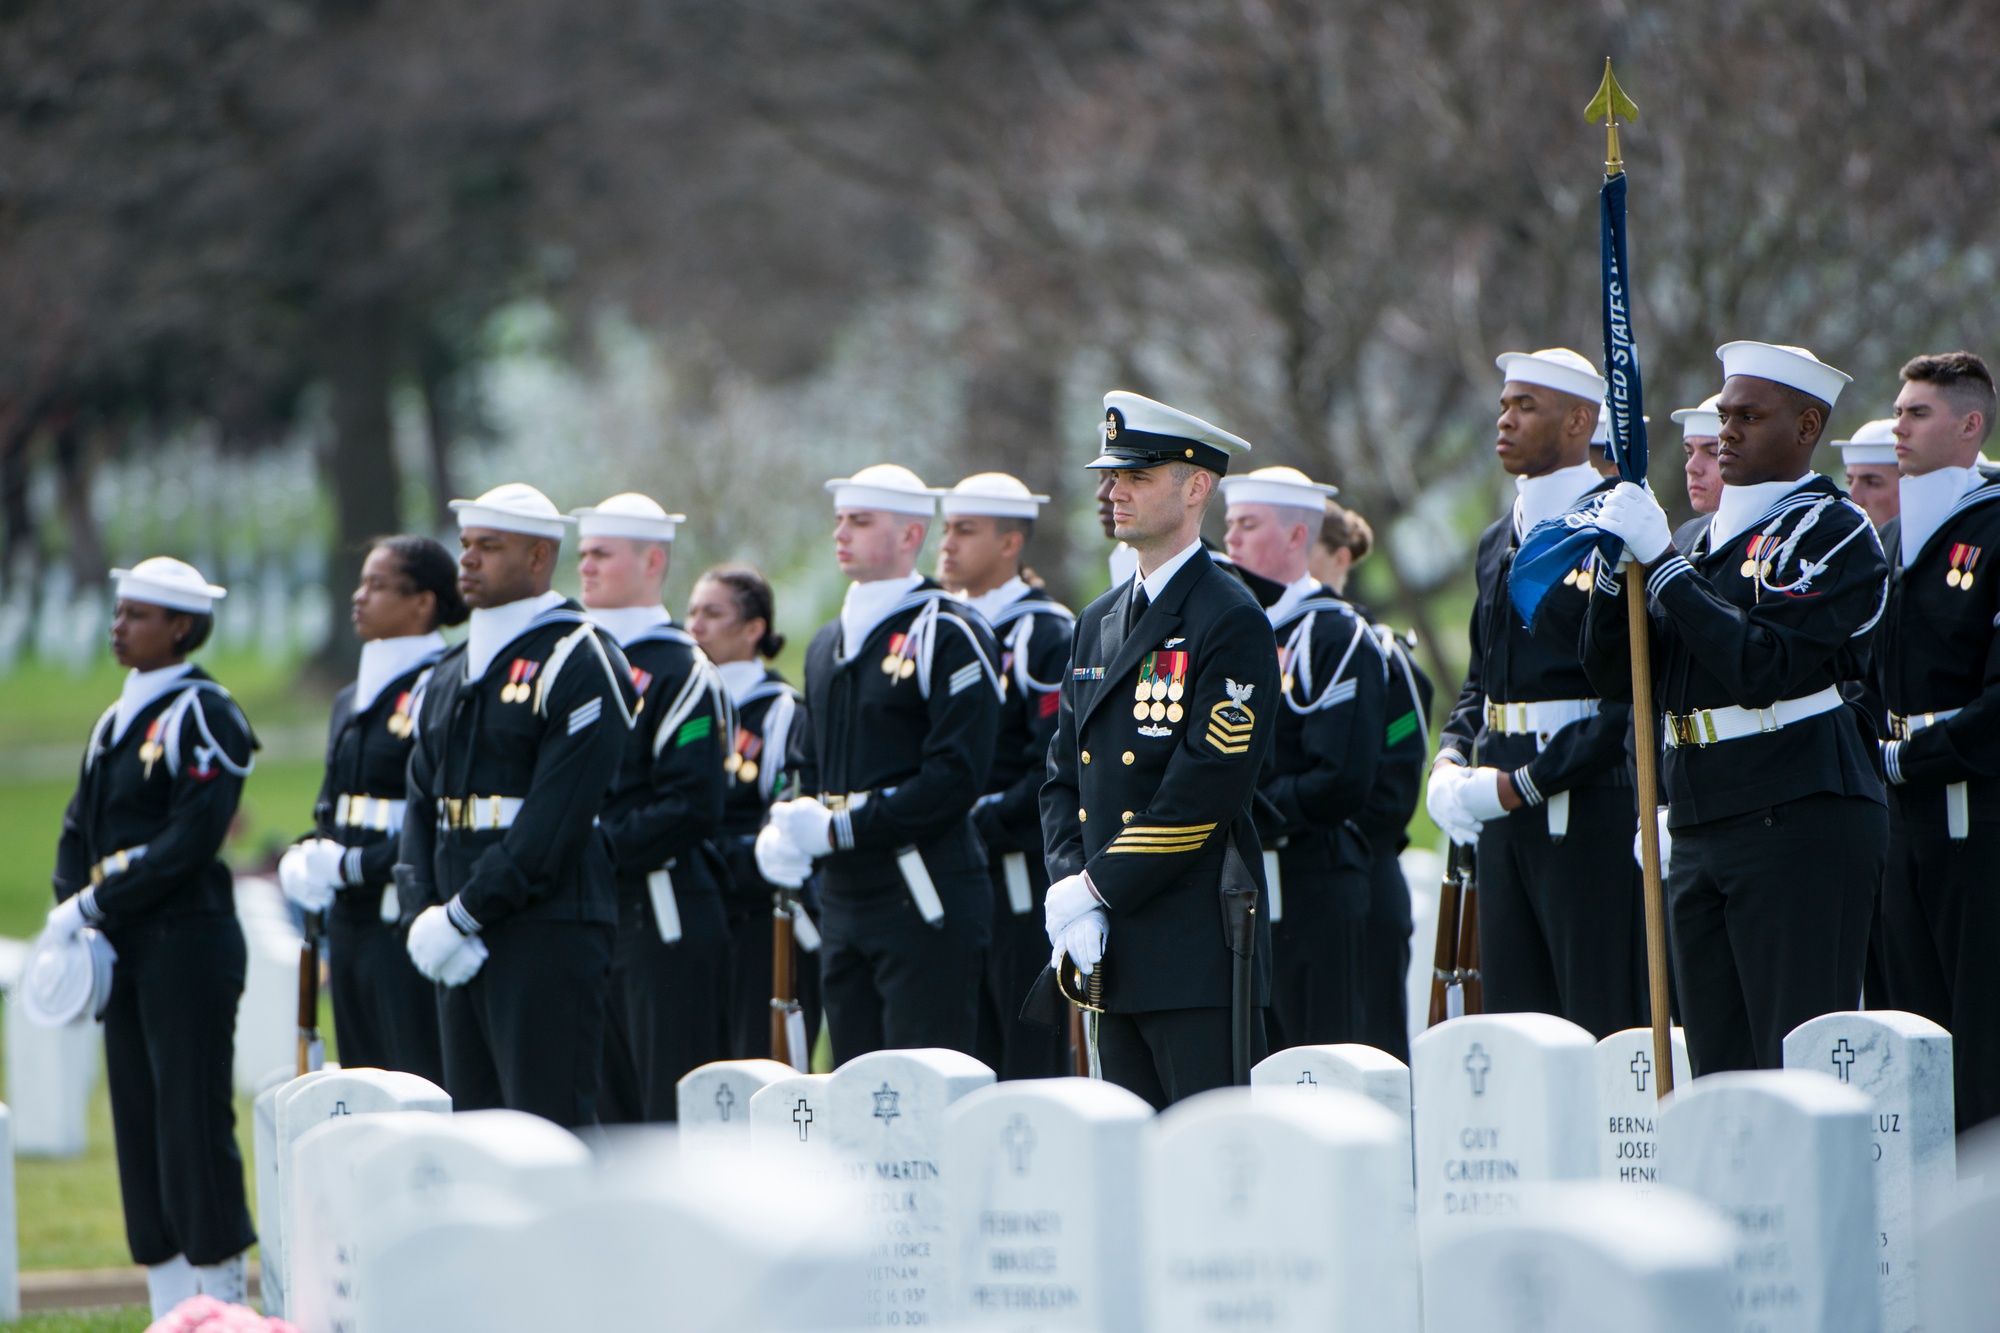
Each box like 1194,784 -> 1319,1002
279,839 -> 345,913
754,822 -> 812,888
435,934 -> 489,988
772,798 -> 835,858
44,895 -> 86,942
1596,481 -> 1672,565
1425,763 -> 1482,847
406,905 -> 471,981
1044,872 -> 1103,946
1632,807 -> 1674,880
1057,909 -> 1108,976
1460,768 -> 1509,822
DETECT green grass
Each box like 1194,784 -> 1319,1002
0,652 -> 331,754
14,1308 -> 151,1332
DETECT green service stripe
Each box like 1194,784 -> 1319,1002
1385,711 -> 1419,747
675,716 -> 713,747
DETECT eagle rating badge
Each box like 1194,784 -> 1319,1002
1206,679 -> 1256,756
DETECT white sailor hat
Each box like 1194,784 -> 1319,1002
109,557 -> 227,614
1833,418 -> 1898,465
825,464 -> 942,517
941,473 -> 1050,520
1589,399 -> 1649,447
1716,341 -> 1852,409
1219,465 -> 1339,508
1671,393 -> 1724,440
20,927 -> 116,1028
1090,391 -> 1253,476
571,493 -> 685,542
1495,348 -> 1609,403
450,483 -> 570,540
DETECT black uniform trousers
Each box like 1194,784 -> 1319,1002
102,913 -> 257,1267
1098,1006 -> 1268,1112
328,910 -> 444,1084
1265,838 -> 1371,1051
1477,783 -> 1648,1040
1669,792 -> 1885,1076
1359,847 -> 1414,1063
1878,782 -> 2000,1130
820,879 -> 985,1065
601,883 -> 730,1123
975,861 -> 1070,1080
438,917 -> 613,1129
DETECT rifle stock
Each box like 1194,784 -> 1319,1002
770,888 -> 800,1070
1454,848 -> 1483,1014
296,910 -> 323,1077
1427,844 -> 1466,1027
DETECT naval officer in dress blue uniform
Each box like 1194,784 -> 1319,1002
755,465 -> 1001,1062
1585,341 -> 1890,1074
1041,392 -> 1280,1108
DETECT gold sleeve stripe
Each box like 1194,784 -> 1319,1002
1205,729 -> 1252,755
1109,822 -> 1217,839
1107,839 -> 1211,854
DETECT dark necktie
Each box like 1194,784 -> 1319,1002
1126,583 -> 1151,634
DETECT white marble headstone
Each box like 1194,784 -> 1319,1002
827,1048 -> 995,1328
255,1067 -> 335,1318
1251,1044 -> 1413,1198
1661,1069 -> 1880,1333
232,874 -> 302,1095
0,1103 -> 17,1321
677,1058 -> 797,1153
1145,1087 -> 1419,1333
2,1000 -> 97,1157
1410,1013 -> 1597,1252
944,1077 -> 1154,1332
1784,1010 -> 1954,1333
751,1072 -> 835,1164
1595,1027 -> 1691,1194
1919,1129 -> 2000,1333
1400,846 -> 1443,1050
1425,1181 -> 1734,1333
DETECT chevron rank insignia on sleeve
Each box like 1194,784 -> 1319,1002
1205,678 -> 1256,756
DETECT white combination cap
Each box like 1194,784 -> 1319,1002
1589,399 -> 1648,446
110,557 -> 227,614
1219,465 -> 1340,509
1671,393 -> 1724,441
1091,391 -> 1254,475
1832,418 -> 1898,465
450,483 -> 570,540
572,492 -> 685,543
941,473 -> 1050,520
1716,341 -> 1852,409
20,927 -> 115,1027
1495,348 -> 1609,403
825,463 -> 942,517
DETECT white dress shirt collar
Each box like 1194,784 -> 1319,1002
465,589 -> 567,680
1137,538 -> 1205,604
1265,572 -> 1323,628
1897,465 -> 1980,565
112,662 -> 195,744
587,604 -> 672,647
960,576 -> 1030,625
839,573 -> 924,660
354,633 -> 446,712
1513,462 -> 1604,534
1710,472 -> 1818,550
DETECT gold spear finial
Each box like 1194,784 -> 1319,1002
1583,58 -> 1639,177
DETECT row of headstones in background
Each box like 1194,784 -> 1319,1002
0,1105 -> 17,1321
233,875 -> 305,1095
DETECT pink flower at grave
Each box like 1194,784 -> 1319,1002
143,1295 -> 303,1333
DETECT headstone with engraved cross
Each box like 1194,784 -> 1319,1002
1784,1010 -> 1954,1333
827,1048 -> 994,1329
267,1067 -> 450,1320
1410,1013 -> 1597,1275
943,1077 -> 1154,1332
678,1058 -> 797,1156
1146,1087 -> 1419,1333
1661,1069 -> 1880,1333
1595,1027 -> 1692,1196
752,1072 -> 835,1168
1251,1044 -> 1414,1201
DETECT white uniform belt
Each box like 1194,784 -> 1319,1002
334,794 -> 407,833
1484,698 -> 1600,736
90,845 -> 148,886
823,791 -> 871,814
1887,708 -> 1960,740
1664,686 -> 1844,749
438,795 -> 523,831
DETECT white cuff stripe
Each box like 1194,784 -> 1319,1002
79,887 -> 103,924
1594,563 -> 1622,595
342,847 -> 365,887
446,895 -> 482,935
1511,766 -> 1545,807
833,810 -> 855,852
1883,741 -> 1904,786
1646,556 -> 1692,598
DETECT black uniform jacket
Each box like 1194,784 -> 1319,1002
56,666 -> 257,925
1440,479 -> 1633,805
1255,588 -> 1386,868
718,667 -> 804,907
1581,473 -> 1889,826
1876,465 -> 2000,792
313,657 -> 440,924
399,600 -> 636,930
796,579 -> 1002,900
599,623 -> 732,903
973,588 -> 1075,866
1355,616 -> 1434,855
1040,546 -> 1280,1012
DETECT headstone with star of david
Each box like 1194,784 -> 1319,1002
1660,1069 -> 1880,1333
1251,1044 -> 1414,1200
1410,1013 -> 1597,1265
826,1048 -> 995,1328
677,1058 -> 798,1155
288,1109 -> 590,1333
1594,1027 -> 1692,1197
1145,1087 -> 1419,1333
1784,1010 -> 1954,1333
1424,1181 -> 1735,1333
268,1067 -> 450,1320
751,1072 -> 835,1168
942,1077 -> 1154,1331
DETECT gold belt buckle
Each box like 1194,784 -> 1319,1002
488,795 -> 503,829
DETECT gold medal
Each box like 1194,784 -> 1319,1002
899,658 -> 916,679
1740,560 -> 1756,578
724,752 -> 743,774
1151,678 -> 1166,701
1166,702 -> 1184,723
1962,573 -> 1975,590
1760,560 -> 1773,578
1133,702 -> 1149,721
738,760 -> 758,783
1282,675 -> 1294,694
882,654 -> 901,675
1149,701 -> 1166,722
1948,568 -> 1963,588
1167,681 -> 1183,702
1136,681 -> 1150,702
